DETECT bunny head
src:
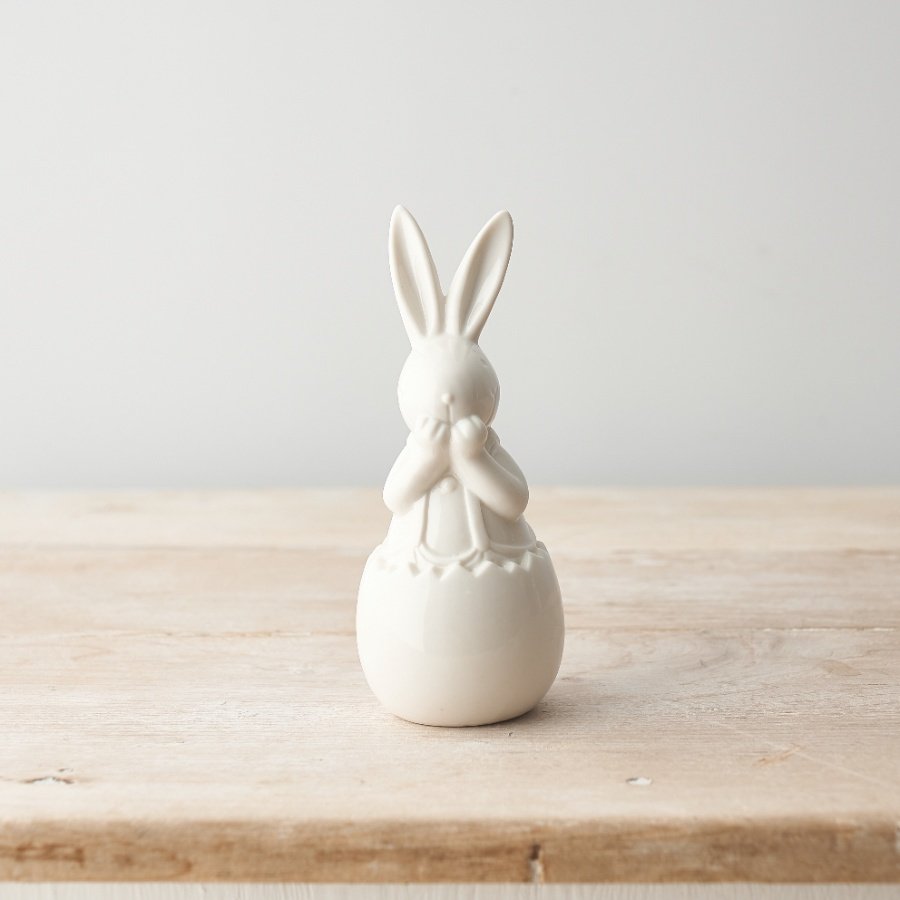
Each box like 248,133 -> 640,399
389,206 -> 513,432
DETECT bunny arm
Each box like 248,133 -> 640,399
453,438 -> 529,521
383,438 -> 449,515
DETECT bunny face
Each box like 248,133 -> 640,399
398,334 -> 499,431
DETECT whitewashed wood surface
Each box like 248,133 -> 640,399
2,882 -> 899,899
0,489 -> 898,884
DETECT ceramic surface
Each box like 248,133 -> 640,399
356,207 -> 564,726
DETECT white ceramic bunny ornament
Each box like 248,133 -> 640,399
356,207 -> 564,727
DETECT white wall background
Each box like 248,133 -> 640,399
1,1 -> 898,488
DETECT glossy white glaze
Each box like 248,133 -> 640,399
356,207 -> 564,726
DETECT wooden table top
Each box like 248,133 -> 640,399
0,489 -> 898,883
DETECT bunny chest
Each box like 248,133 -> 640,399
385,430 -> 536,568
384,468 -> 484,568
420,473 -> 485,565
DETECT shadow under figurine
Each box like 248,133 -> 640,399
357,206 -> 565,726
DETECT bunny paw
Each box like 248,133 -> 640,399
451,415 -> 488,457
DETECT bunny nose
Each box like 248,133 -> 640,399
441,393 -> 454,405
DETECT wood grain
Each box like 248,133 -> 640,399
0,489 -> 898,883
3,884 -> 900,899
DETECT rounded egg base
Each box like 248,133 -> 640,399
356,544 -> 565,727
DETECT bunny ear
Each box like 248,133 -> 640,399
389,206 -> 444,344
445,210 -> 513,342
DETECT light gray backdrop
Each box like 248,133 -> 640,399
1,1 -> 898,488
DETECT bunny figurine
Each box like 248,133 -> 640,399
356,207 -> 565,727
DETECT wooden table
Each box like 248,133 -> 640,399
0,489 -> 898,891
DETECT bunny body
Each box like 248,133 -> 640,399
382,427 -> 536,568
386,425 -> 535,565
356,207 -> 564,726
381,332 -> 537,570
